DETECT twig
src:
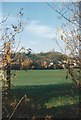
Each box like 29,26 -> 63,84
0,14 -> 10,24
46,2 -> 77,25
3,106 -> 10,118
9,95 -> 28,120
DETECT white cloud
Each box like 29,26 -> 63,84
7,16 -> 17,24
26,20 -> 56,39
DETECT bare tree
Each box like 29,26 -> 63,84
0,8 -> 26,95
0,8 -> 31,119
46,2 -> 81,86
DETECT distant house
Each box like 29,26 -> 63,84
48,62 -> 54,69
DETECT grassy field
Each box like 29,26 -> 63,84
9,70 -> 79,118
12,69 -> 71,86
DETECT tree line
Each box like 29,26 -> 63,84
3,51 -> 78,70
3,51 -> 68,70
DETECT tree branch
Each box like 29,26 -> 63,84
46,2 -> 77,25
9,95 -> 29,120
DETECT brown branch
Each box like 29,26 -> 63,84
0,14 -> 9,24
3,106 -> 10,118
9,95 -> 28,120
68,67 -> 79,86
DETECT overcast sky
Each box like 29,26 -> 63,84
2,2 -> 66,53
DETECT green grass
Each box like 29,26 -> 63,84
12,69 -> 72,86
10,70 -> 79,118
